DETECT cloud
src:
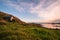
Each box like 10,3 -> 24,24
4,0 -> 36,13
1,0 -> 60,22
3,0 -> 41,11
29,0 -> 60,22
4,0 -> 25,13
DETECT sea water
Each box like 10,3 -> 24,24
42,24 -> 60,29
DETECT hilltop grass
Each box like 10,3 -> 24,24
0,22 -> 60,40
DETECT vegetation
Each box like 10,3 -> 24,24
0,22 -> 60,40
0,11 -> 60,40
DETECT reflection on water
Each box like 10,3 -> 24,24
42,24 -> 60,29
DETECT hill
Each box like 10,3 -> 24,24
0,11 -> 60,40
0,11 -> 25,24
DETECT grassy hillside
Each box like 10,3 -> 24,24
0,11 -> 60,40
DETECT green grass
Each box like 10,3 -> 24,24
0,22 -> 60,40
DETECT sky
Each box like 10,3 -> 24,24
0,0 -> 60,23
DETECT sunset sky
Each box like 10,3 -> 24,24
0,0 -> 60,23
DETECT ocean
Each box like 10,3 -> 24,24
42,24 -> 60,29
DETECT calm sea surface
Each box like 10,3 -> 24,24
42,24 -> 60,29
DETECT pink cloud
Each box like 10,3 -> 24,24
29,0 -> 60,22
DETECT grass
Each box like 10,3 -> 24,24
0,22 -> 60,40
0,11 -> 60,40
